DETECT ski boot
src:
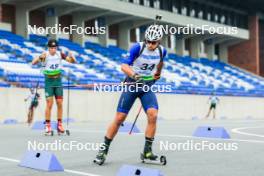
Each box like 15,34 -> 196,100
140,151 -> 167,165
93,148 -> 107,165
57,121 -> 70,136
44,122 -> 53,136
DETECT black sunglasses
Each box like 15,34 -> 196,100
146,40 -> 158,45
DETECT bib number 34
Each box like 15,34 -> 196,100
140,63 -> 155,71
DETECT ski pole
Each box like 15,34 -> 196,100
129,106 -> 143,135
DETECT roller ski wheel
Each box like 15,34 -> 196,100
57,129 -> 70,136
160,155 -> 167,165
57,131 -> 64,136
45,130 -> 54,136
93,152 -> 106,165
140,153 -> 167,165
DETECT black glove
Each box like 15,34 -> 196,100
131,73 -> 144,83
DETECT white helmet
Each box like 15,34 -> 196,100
145,25 -> 163,41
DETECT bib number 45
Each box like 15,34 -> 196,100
50,64 -> 59,70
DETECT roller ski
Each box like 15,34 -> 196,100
140,151 -> 167,165
93,150 -> 107,165
44,122 -> 54,136
57,121 -> 70,136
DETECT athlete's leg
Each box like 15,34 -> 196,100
140,91 -> 159,159
106,90 -> 138,139
44,77 -> 55,133
30,102 -> 38,123
27,107 -> 33,124
96,91 -> 138,160
30,107 -> 35,123
54,84 -> 63,121
55,97 -> 63,121
140,91 -> 158,137
44,97 -> 53,133
55,97 -> 64,133
206,107 -> 212,118
98,112 -> 128,155
213,108 -> 216,119
55,85 -> 64,132
106,112 -> 127,139
45,97 -> 53,121
145,108 -> 158,138
45,77 -> 55,122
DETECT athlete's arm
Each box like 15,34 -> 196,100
121,64 -> 136,78
67,52 -> 76,63
32,52 -> 46,65
121,43 -> 141,79
61,52 -> 76,63
154,61 -> 164,80
154,48 -> 167,80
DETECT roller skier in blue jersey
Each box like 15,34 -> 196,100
94,24 -> 167,165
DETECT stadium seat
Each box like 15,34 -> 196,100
0,30 -> 262,96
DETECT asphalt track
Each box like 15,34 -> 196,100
0,119 -> 264,176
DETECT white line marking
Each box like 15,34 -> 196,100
65,169 -> 101,176
0,156 -> 101,176
217,120 -> 264,123
0,157 -> 19,163
71,129 -> 264,144
231,126 -> 264,138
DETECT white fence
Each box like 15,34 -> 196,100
0,87 -> 263,122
